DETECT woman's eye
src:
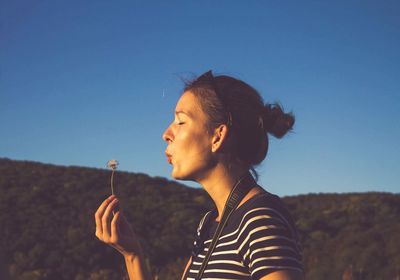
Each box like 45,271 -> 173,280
177,122 -> 185,125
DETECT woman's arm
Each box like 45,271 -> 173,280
95,195 -> 152,280
124,253 -> 151,280
180,256 -> 192,280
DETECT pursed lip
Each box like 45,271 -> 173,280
165,151 -> 172,164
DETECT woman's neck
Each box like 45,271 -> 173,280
197,164 -> 249,221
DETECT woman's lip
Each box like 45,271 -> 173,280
165,151 -> 172,164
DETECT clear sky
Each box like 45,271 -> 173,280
1,1 -> 399,196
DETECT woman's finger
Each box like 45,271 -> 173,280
95,195 -> 116,238
111,210 -> 121,240
102,198 -> 119,238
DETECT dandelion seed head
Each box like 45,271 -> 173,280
107,159 -> 119,170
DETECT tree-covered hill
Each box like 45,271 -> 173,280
0,158 -> 399,280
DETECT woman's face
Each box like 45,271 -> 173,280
163,91 -> 216,182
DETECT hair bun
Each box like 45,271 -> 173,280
262,103 -> 295,138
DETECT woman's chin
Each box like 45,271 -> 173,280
170,169 -> 181,180
171,173 -> 185,181
171,169 -> 192,181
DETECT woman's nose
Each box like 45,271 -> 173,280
162,125 -> 173,143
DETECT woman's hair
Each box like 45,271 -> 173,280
183,70 -> 295,181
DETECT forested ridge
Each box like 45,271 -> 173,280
0,158 -> 399,280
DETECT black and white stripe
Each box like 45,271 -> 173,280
187,192 -> 303,280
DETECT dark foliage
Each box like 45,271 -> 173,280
0,158 -> 399,279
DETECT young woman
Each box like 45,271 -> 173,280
95,71 -> 303,280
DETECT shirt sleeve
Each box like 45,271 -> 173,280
240,206 -> 303,279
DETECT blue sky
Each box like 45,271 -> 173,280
1,1 -> 399,196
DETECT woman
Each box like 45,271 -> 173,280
95,71 -> 303,280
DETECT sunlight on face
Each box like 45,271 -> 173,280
163,91 -> 216,182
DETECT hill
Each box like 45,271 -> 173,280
0,158 -> 399,280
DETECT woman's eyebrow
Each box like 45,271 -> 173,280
175,110 -> 192,118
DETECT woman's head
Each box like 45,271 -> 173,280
163,90 -> 219,182
182,70 -> 295,180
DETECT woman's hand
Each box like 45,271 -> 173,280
95,195 -> 142,258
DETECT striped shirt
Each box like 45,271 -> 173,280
186,191 -> 303,279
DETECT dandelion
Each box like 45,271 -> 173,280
107,159 -> 119,195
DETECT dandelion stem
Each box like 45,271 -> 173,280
110,169 -> 115,195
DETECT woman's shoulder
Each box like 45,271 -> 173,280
239,188 -> 286,212
196,187 -> 295,233
236,188 -> 297,229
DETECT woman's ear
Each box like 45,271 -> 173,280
211,124 -> 229,153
